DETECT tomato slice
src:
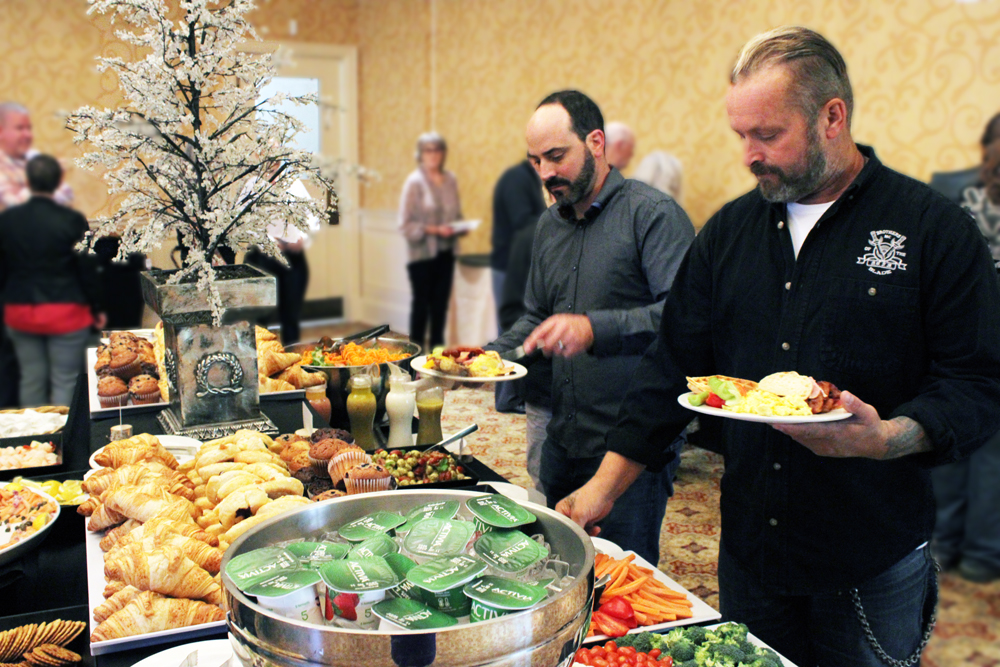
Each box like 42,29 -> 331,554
705,392 -> 725,408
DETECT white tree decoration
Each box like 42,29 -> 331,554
68,0 -> 336,324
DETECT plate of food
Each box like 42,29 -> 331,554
412,348 -> 527,383
0,481 -> 61,568
677,372 -> 851,424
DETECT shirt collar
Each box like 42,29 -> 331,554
766,144 -> 881,216
557,167 -> 625,222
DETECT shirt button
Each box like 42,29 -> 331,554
781,342 -> 790,351
564,378 -> 570,384
784,282 -> 791,290
773,462 -> 781,470
777,221 -> 785,229
568,413 -> 575,420
572,266 -> 577,271
868,287 -> 877,296
769,518 -> 778,527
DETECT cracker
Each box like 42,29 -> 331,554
37,646 -> 79,665
11,626 -> 37,662
0,630 -> 12,661
58,621 -> 85,647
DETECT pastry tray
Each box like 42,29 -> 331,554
84,526 -> 226,655
0,433 -> 64,481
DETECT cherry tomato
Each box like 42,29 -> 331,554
594,659 -> 609,667
648,650 -> 661,660
619,648 -> 636,657
605,642 -> 617,652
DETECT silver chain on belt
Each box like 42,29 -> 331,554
849,559 -> 940,667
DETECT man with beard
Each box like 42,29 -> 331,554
557,27 -> 1000,666
485,90 -> 694,564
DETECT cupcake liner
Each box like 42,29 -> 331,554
343,476 -> 394,495
130,388 -> 162,405
308,454 -> 334,476
328,451 -> 372,484
99,392 -> 129,409
110,357 -> 141,381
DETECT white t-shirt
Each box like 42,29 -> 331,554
786,201 -> 834,258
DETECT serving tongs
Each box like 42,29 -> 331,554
317,324 -> 390,356
423,423 -> 479,462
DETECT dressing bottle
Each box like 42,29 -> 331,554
415,384 -> 445,446
385,363 -> 418,450
346,373 -> 378,451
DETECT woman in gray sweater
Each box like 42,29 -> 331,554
398,132 -> 463,350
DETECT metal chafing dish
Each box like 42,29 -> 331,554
223,489 -> 595,667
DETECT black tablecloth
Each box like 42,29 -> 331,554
1,372 -> 509,667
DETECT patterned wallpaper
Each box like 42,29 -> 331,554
3,0 -> 999,256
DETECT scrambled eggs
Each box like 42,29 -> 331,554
723,389 -> 813,417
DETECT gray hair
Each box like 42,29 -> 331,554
605,121 -> 634,146
633,151 -> 683,203
731,26 -> 853,127
0,102 -> 29,125
415,131 -> 447,163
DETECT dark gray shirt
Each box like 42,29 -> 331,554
488,168 -> 694,459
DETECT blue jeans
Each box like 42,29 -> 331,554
540,438 -> 683,566
931,427 -> 1000,573
718,542 -> 937,667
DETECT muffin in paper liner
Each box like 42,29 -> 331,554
309,438 -> 355,475
344,463 -> 395,495
97,376 -> 129,408
328,449 -> 371,484
130,388 -> 162,405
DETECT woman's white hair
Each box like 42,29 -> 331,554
633,151 -> 683,203
415,131 -> 447,163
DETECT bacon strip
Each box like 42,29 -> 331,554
806,381 -> 842,414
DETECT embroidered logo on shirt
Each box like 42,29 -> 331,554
857,230 -> 907,275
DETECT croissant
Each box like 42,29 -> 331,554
100,519 -> 143,551
136,516 -> 220,547
94,584 -> 143,623
104,543 -> 223,604
84,461 -> 193,496
77,497 -> 99,517
87,502 -> 128,532
103,486 -> 199,523
255,325 -> 279,343
104,579 -> 129,598
259,374 -> 295,394
109,521 -> 223,573
91,591 -> 225,642
276,363 -> 326,389
95,436 -> 178,470
259,349 -> 301,377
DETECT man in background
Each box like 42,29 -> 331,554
0,102 -> 75,407
929,131 -> 1000,583
487,90 -> 694,564
604,121 -> 636,171
929,112 -> 1000,203
490,159 -> 546,413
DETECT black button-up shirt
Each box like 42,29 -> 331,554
608,146 -> 1000,593
489,168 -> 695,459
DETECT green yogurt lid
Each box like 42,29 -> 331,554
463,576 -> 547,610
466,495 -> 536,528
285,541 -> 350,567
225,547 -> 300,591
473,530 -> 548,572
406,555 -> 488,593
338,512 -> 406,542
349,534 -> 401,559
372,597 -> 459,630
402,518 -> 475,557
245,568 -> 321,598
399,500 -> 461,533
319,557 -> 400,593
384,552 -> 418,578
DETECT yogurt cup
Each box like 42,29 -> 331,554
348,533 -> 400,559
319,557 -> 400,629
473,529 -> 549,580
463,576 -> 548,623
402,518 -> 476,563
406,555 -> 488,618
225,547 -> 300,592
397,500 -> 461,535
465,494 -> 536,534
384,552 -> 423,601
245,569 -> 323,624
285,541 -> 350,569
372,597 -> 459,631
337,511 -> 406,542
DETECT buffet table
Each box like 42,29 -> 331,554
0,373 -> 511,667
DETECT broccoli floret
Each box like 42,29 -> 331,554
695,644 -> 713,663
710,643 -> 747,664
684,625 -> 711,646
744,657 -> 780,667
648,633 -> 668,650
713,622 -> 750,643
613,632 -> 656,654
676,661 -> 699,667
736,639 -> 757,657
753,647 -> 782,662
670,640 -> 696,662
662,627 -> 688,648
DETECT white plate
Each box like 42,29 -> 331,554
129,638 -> 234,667
585,537 -> 721,643
0,482 -> 61,568
677,392 -> 851,424
89,435 -> 201,469
707,623 -> 798,667
85,524 -> 226,655
410,355 -> 528,383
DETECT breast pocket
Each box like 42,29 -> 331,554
820,277 -> 920,376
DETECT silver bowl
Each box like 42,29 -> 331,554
223,489 -> 595,667
285,337 -> 422,430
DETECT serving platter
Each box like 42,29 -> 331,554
410,355 -> 528,383
583,537 -> 720,644
129,638 -> 235,667
676,393 -> 851,424
0,482 -> 62,568
88,435 -> 201,470
84,525 -> 227,655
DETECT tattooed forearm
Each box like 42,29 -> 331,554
881,417 -> 931,459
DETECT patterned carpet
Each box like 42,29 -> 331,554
440,383 -> 1000,667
